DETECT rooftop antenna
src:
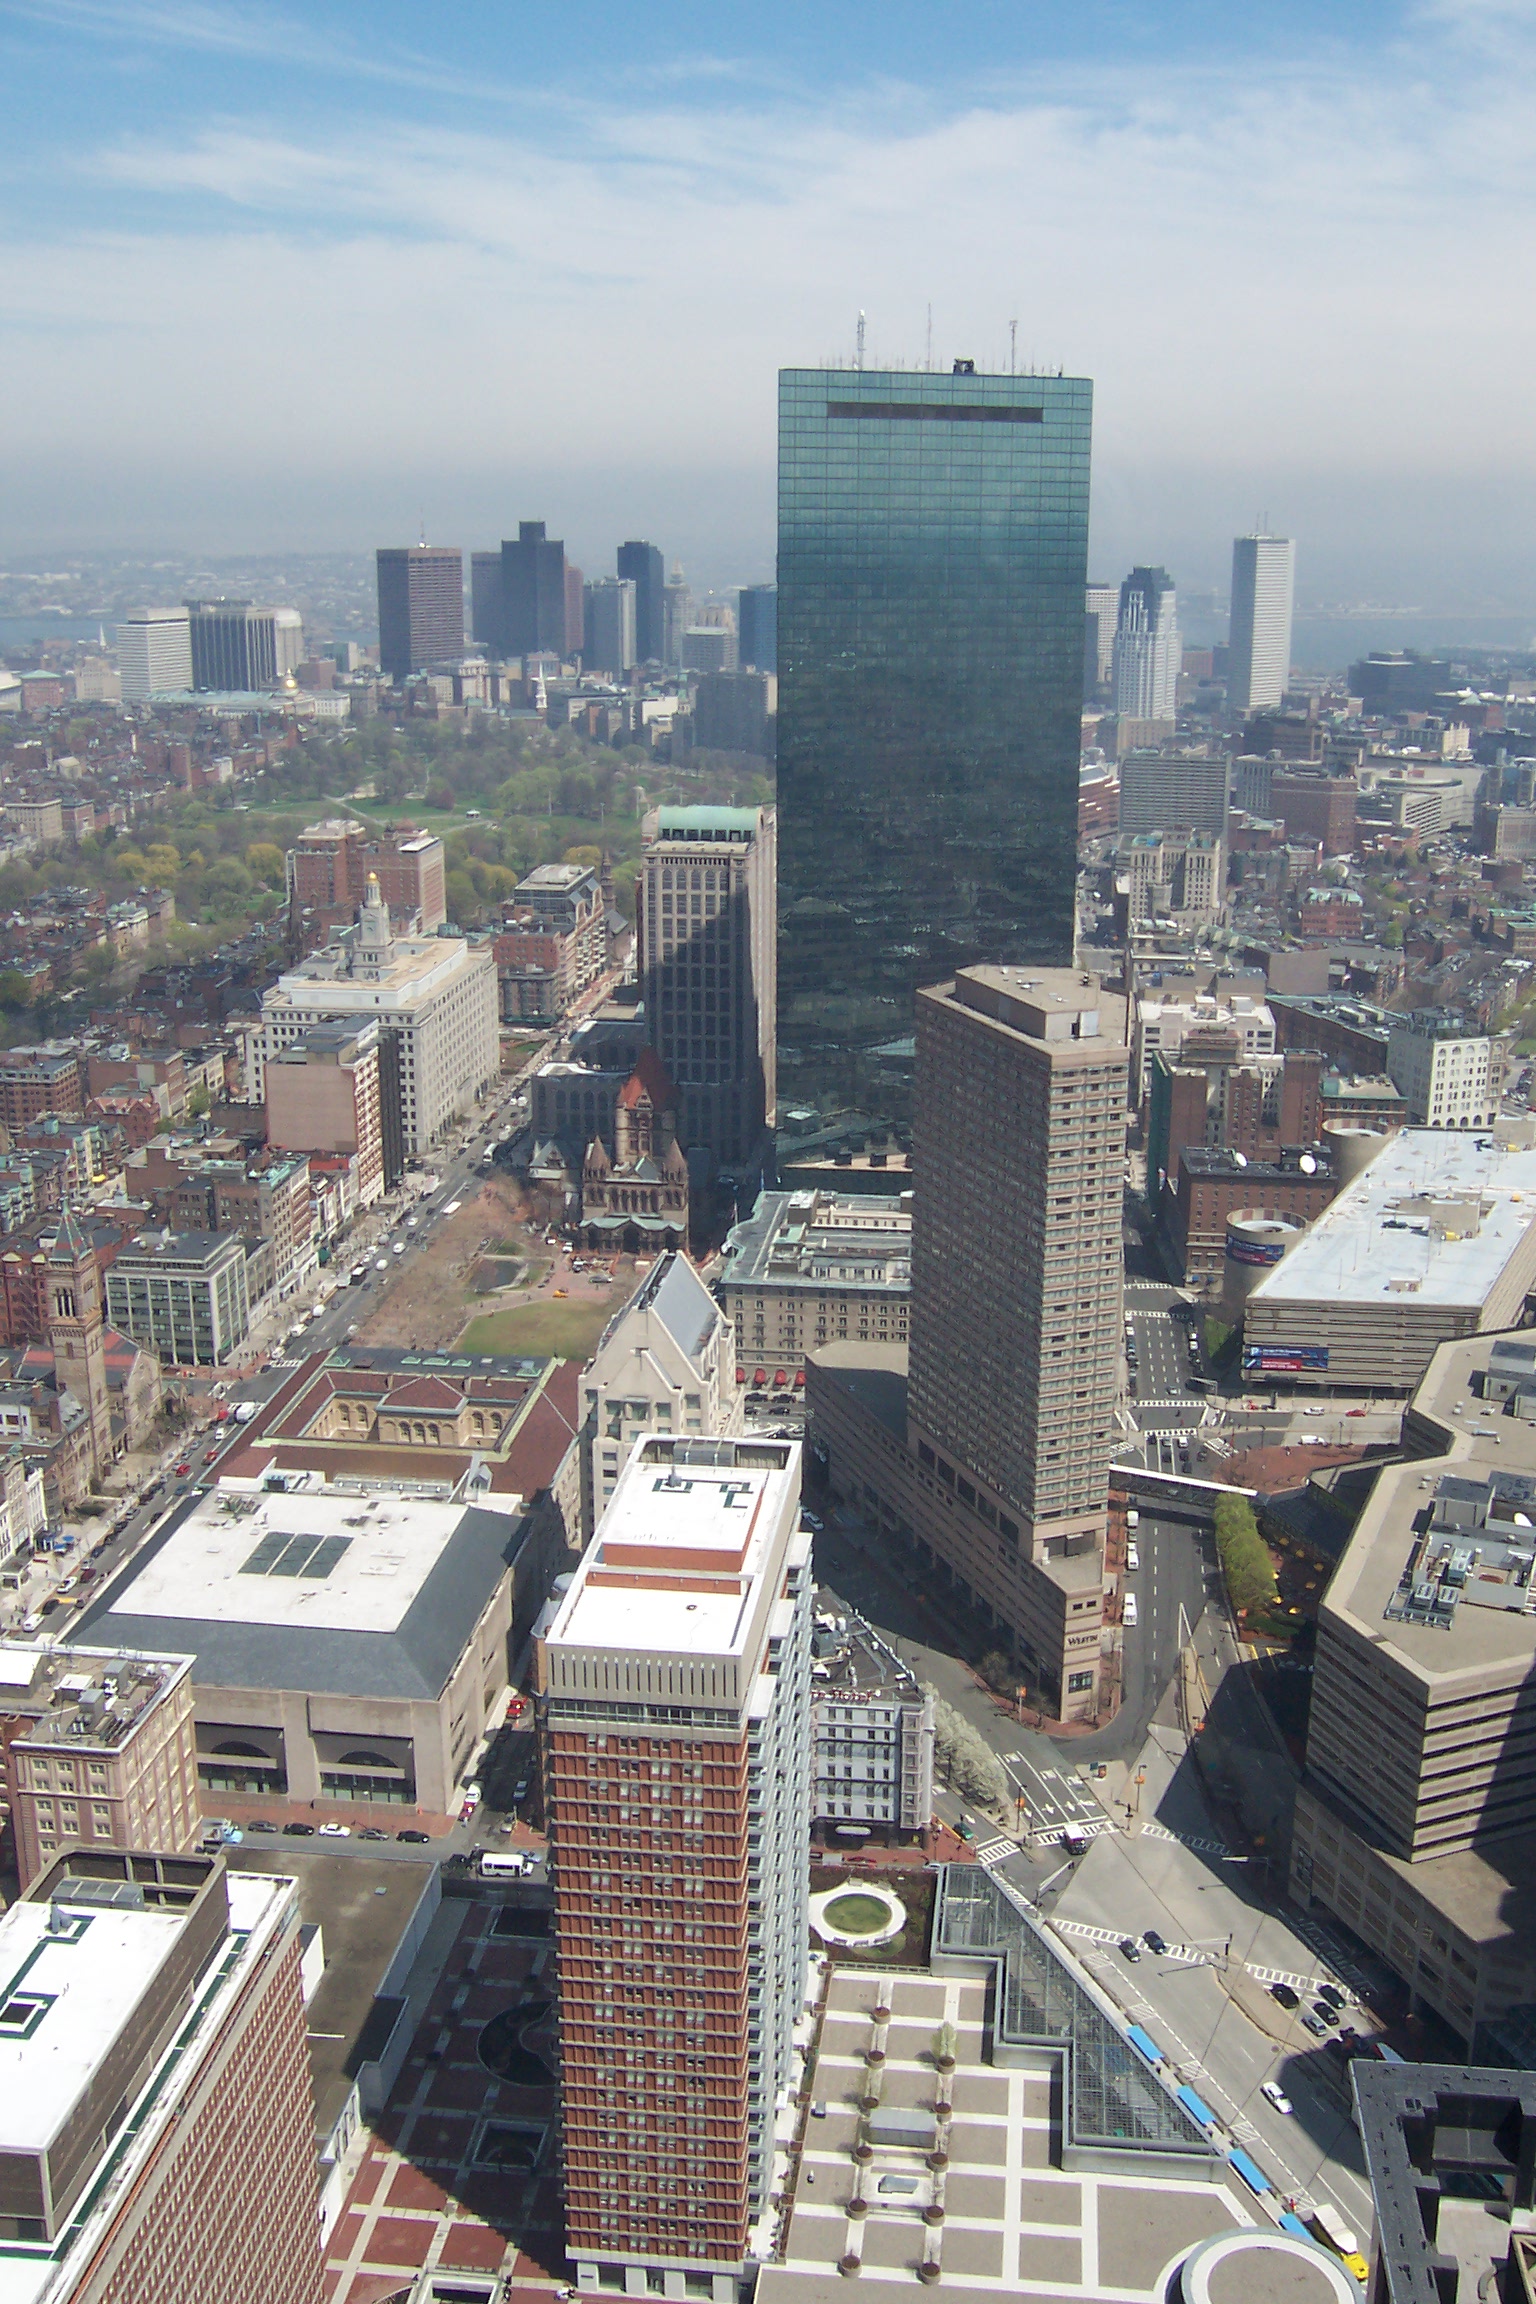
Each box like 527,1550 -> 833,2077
925,303 -> 933,372
1009,317 -> 1018,375
856,310 -> 866,371
418,511 -> 426,548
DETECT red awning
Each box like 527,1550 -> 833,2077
736,1368 -> 746,1384
794,1370 -> 806,1387
753,1370 -> 768,1387
773,1369 -> 790,1386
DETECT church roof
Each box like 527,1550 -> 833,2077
48,1203 -> 91,1266
618,1045 -> 678,1112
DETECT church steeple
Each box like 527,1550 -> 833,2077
47,1203 -> 112,1485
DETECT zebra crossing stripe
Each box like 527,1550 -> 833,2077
973,1837 -> 1019,1865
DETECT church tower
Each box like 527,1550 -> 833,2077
47,1205 -> 112,1485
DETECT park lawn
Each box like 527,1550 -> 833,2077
458,1297 -> 615,1358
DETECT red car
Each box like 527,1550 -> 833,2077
174,1461 -> 191,1477
203,1446 -> 220,1463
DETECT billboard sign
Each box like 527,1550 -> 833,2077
1243,1343 -> 1329,1373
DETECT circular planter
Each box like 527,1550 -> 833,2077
847,2199 -> 868,2221
923,2207 -> 945,2228
838,2256 -> 862,2278
926,2152 -> 949,2173
917,2261 -> 941,2284
873,2004 -> 892,2023
932,2055 -> 955,2074
865,2049 -> 886,2067
860,2093 -> 881,2113
810,1886 -> 908,1949
851,2145 -> 873,2165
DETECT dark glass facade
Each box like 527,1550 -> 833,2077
617,540 -> 665,664
776,366 -> 1091,1138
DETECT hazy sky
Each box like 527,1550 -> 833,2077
3,0 -> 1536,605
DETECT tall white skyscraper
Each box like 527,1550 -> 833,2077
116,606 -> 192,701
1228,533 -> 1295,712
1084,582 -> 1118,695
1112,565 -> 1180,721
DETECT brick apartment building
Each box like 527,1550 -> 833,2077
1168,1144 -> 1339,1290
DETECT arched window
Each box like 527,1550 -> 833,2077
211,1739 -> 269,1759
338,1748 -> 397,1770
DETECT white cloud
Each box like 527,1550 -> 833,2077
4,10 -> 1536,594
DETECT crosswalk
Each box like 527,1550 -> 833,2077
269,1355 -> 303,1370
971,1835 -> 1018,1865
1141,1821 -> 1234,1859
1054,1917 -> 1214,1967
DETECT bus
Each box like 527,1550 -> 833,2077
478,1851 -> 528,1879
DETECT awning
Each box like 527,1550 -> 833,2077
773,1370 -> 790,1386
753,1370 -> 768,1387
736,1368 -> 746,1384
794,1370 -> 806,1387
834,1823 -> 871,1839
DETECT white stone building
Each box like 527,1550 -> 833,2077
578,1251 -> 742,1536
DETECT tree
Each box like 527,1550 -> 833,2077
1212,1494 -> 1279,1620
245,841 -> 285,887
186,1085 -> 211,1119
928,1694 -> 1009,1808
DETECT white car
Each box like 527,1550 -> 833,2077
1126,1542 -> 1140,1572
1123,1592 -> 1138,1627
1260,2080 -> 1293,2115
318,1823 -> 351,1839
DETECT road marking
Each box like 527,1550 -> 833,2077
972,1836 -> 1019,1865
1053,1917 -> 1214,1967
1140,1821 -> 1235,1859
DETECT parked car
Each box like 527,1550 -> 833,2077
1260,2080 -> 1294,2115
282,1821 -> 316,1837
246,1819 -> 278,1833
512,1776 -> 530,1804
1317,1983 -> 1347,2011
1311,2002 -> 1339,2028
1118,1937 -> 1141,1963
359,1826 -> 389,1842
174,1461 -> 191,1477
318,1822 -> 351,1838
1123,1593 -> 1138,1627
1142,1930 -> 1168,1954
397,1828 -> 431,1844
1126,1543 -> 1140,1571
1301,2011 -> 1329,2038
203,1445 -> 220,1463
1269,1982 -> 1300,2011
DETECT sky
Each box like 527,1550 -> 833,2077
3,0 -> 1536,605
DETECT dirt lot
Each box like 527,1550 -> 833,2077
353,1173 -> 643,1358
351,1175 -> 534,1351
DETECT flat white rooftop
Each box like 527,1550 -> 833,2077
546,1444 -> 799,1661
114,1479 -> 518,1637
0,1871 -> 287,2304
1250,1130 -> 1536,1312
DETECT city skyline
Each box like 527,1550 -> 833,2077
3,4 -> 1536,607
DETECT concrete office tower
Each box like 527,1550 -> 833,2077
663,561 -> 692,665
541,1432 -> 812,2296
1113,566 -> 1180,722
618,539 -> 666,663
583,575 -> 637,675
777,366 -> 1091,1134
375,543 -> 465,679
0,1850 -> 325,2300
501,520 -> 570,658
638,804 -> 777,1172
1117,749 -> 1230,838
737,582 -> 777,673
265,1018 -> 387,1209
1084,582 -> 1118,697
116,606 -> 192,701
909,967 -> 1128,1701
1228,534 -> 1295,713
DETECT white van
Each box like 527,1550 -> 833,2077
479,1850 -> 526,1879
1123,1592 -> 1139,1628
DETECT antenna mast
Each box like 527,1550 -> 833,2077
925,304 -> 933,371
856,309 -> 866,370
1009,317 -> 1017,374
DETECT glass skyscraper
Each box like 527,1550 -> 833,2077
777,364 -> 1092,1139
